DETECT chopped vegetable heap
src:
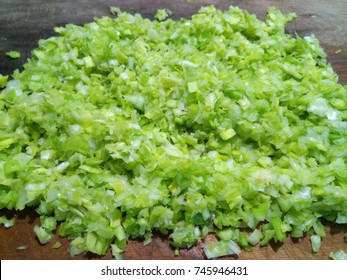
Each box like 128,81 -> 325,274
1,6 -> 347,259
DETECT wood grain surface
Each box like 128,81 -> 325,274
0,0 -> 347,260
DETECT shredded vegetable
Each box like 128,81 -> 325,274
52,241 -> 62,249
310,235 -> 321,253
154,9 -> 172,22
5,51 -> 21,59
0,74 -> 8,88
1,5 -> 347,259
330,250 -> 347,260
0,216 -> 15,228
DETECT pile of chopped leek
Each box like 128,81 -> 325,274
1,6 -> 347,259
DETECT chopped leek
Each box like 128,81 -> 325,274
310,235 -> 321,253
204,240 -> 241,259
0,216 -> 15,228
154,9 -> 172,21
330,250 -> 347,260
6,51 -> 20,59
52,242 -> 62,249
0,5 -> 346,259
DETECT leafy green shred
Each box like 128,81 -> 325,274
0,74 -> 8,88
110,6 -> 122,17
330,250 -> 347,260
248,229 -> 263,246
52,241 -> 62,249
34,225 -> 53,244
111,243 -> 124,260
204,240 -> 241,259
6,51 -> 20,59
0,216 -> 15,228
154,9 -> 172,21
310,235 -> 321,253
0,5 -> 347,259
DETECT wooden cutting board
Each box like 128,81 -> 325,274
0,0 -> 346,260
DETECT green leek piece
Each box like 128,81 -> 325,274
330,250 -> 347,260
0,216 -> 15,228
154,9 -> 172,21
204,240 -> 241,259
6,51 -> 21,59
310,235 -> 321,252
52,242 -> 62,249
0,74 -> 8,88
